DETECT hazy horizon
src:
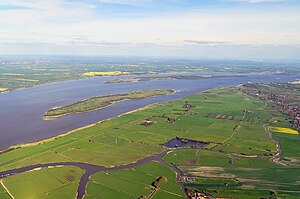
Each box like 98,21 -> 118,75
0,0 -> 299,60
1,54 -> 300,64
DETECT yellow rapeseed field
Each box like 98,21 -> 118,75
269,126 -> 299,135
0,88 -> 8,92
83,71 -> 131,77
2,73 -> 23,76
15,78 -> 39,82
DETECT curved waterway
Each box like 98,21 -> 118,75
0,150 -> 170,199
0,72 -> 299,149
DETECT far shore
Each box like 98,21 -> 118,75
0,71 -> 205,96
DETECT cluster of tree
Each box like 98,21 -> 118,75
152,176 -> 168,189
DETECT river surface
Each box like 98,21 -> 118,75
0,72 -> 299,149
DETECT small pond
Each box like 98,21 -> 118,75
163,137 -> 208,149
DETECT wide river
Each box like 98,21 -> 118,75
0,72 -> 299,150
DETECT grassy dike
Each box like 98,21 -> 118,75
0,86 -> 299,199
44,89 -> 176,120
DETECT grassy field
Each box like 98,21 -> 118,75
84,161 -> 184,199
44,89 -> 175,120
164,149 -> 278,168
164,148 -> 300,198
1,166 -> 84,199
0,86 -> 299,198
0,183 -> 10,199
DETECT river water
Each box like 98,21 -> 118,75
0,72 -> 299,149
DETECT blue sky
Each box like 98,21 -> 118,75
0,0 -> 299,60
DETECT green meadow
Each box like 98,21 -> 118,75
1,166 -> 84,199
84,161 -> 184,199
0,184 -> 10,199
164,149 -> 300,198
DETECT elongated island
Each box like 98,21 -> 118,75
44,89 -> 176,120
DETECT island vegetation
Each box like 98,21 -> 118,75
44,89 -> 176,120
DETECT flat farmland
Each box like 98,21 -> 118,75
165,148 -> 300,198
0,183 -> 10,199
1,166 -> 84,199
84,161 -> 184,199
164,149 -> 278,168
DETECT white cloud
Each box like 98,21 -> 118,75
0,0 -> 299,59
95,0 -> 152,6
1,8 -> 299,46
184,40 -> 232,45
0,0 -> 95,23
